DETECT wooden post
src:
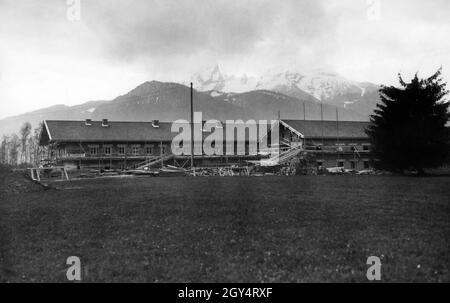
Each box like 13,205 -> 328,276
321,103 -> 324,162
336,107 -> 339,139
160,141 -> 163,168
336,108 -> 340,164
190,82 -> 195,175
303,102 -> 306,121
125,142 -> 128,170
63,167 -> 69,180
78,140 -> 81,170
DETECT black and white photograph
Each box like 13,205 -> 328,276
0,0 -> 449,289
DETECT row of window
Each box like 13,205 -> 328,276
88,145 -> 167,156
87,143 -> 261,156
317,160 -> 371,169
313,145 -> 370,151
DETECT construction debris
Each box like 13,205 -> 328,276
159,166 -> 187,177
187,166 -> 251,177
0,165 -> 48,194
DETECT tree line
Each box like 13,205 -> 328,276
0,122 -> 47,167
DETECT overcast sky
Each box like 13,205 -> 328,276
0,0 -> 449,119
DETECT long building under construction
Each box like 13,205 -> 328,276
39,119 -> 372,171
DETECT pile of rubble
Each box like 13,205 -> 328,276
188,166 -> 251,177
0,165 -> 45,194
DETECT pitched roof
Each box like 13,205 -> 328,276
41,120 -> 274,143
41,119 -> 370,144
282,120 -> 370,139
43,120 -> 175,143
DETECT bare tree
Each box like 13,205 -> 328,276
27,136 -> 34,164
20,122 -> 32,164
8,134 -> 20,166
0,136 -> 9,164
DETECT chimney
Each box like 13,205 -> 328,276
102,119 -> 109,127
152,120 -> 160,128
85,119 -> 92,126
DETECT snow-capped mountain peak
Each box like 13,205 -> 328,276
191,65 -> 380,107
191,64 -> 226,91
190,65 -> 259,94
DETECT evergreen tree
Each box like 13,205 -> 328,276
366,68 -> 450,174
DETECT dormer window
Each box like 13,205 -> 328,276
152,120 -> 160,128
85,119 -> 92,126
102,119 -> 109,127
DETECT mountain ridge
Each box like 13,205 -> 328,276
0,79 -> 373,137
190,65 -> 381,113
